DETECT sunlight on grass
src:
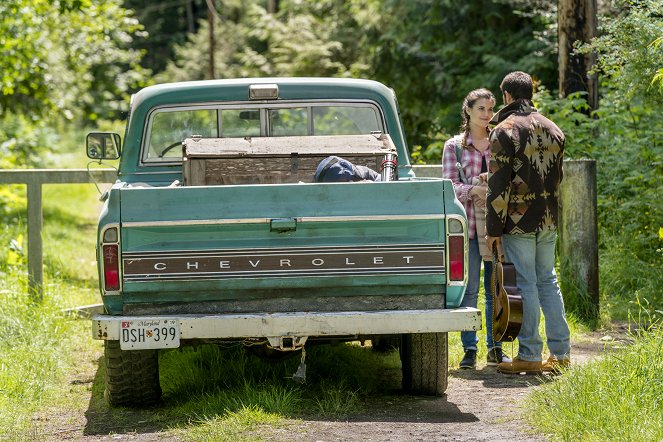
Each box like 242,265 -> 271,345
159,342 -> 394,440
175,405 -> 283,442
42,183 -> 107,286
0,170 -> 103,436
0,268 -> 89,435
527,325 -> 663,441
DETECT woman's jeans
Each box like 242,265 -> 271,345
501,230 -> 571,361
460,237 -> 499,351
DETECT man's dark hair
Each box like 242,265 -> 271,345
500,71 -> 533,100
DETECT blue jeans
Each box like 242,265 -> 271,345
502,230 -> 571,361
460,237 -> 500,351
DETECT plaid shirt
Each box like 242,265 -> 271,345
442,134 -> 491,239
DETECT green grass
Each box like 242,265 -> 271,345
526,324 -> 663,441
160,342 -> 396,439
0,173 -> 105,435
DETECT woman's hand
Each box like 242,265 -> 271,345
470,184 -> 487,200
470,185 -> 487,208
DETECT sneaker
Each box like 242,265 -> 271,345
497,357 -> 542,374
541,355 -> 571,374
486,347 -> 512,366
459,349 -> 477,369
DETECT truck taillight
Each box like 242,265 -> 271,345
446,217 -> 466,283
103,244 -> 120,291
448,236 -> 464,281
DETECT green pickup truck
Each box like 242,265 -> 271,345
87,77 -> 480,407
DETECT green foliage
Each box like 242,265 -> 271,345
160,342 -> 395,438
527,320 -> 663,441
160,343 -> 394,408
579,0 -> 663,104
0,246 -> 96,434
0,0 -> 148,122
368,0 -> 558,147
533,1 -> 663,318
123,0 -> 208,74
158,0 -> 368,82
0,148 -> 115,435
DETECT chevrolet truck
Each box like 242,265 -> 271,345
86,77 -> 480,407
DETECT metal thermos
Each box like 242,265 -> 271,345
380,152 -> 398,182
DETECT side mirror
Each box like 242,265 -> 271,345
86,132 -> 121,160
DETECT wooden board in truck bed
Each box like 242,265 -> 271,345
182,134 -> 397,185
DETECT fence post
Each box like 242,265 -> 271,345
27,182 -> 43,301
0,168 -> 117,301
558,159 -> 599,321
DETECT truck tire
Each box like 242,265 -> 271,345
400,332 -> 448,396
104,340 -> 161,407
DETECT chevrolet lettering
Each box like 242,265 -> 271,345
123,245 -> 444,280
87,77 -> 477,407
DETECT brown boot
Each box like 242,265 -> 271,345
497,357 -> 542,374
541,355 -> 571,374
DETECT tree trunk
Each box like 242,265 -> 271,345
267,0 -> 279,14
208,4 -> 215,79
558,0 -> 598,110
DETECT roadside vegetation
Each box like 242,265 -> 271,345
527,316 -> 663,441
0,0 -> 661,440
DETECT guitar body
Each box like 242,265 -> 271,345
492,258 -> 523,343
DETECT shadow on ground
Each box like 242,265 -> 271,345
83,356 -> 179,437
82,350 -> 481,438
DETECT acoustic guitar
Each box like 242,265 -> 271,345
491,243 -> 523,342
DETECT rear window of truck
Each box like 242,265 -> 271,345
143,103 -> 384,162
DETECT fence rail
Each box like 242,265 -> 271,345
0,168 -> 117,299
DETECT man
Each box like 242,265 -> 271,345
485,71 -> 571,374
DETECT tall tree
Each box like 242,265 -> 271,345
123,0 -> 208,75
558,0 -> 598,109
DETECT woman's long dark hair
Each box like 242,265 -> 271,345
460,88 -> 495,149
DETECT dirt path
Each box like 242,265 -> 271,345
32,328 -> 628,442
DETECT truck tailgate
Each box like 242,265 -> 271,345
117,180 -> 454,311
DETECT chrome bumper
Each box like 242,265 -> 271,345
92,307 -> 481,342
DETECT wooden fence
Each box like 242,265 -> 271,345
0,169 -> 117,299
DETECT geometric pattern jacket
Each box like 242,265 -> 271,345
486,99 -> 565,236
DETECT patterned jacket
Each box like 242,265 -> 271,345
486,99 -> 565,236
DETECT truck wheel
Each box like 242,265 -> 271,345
400,332 -> 448,396
104,340 -> 161,407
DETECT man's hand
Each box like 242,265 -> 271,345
485,235 -> 502,255
470,185 -> 487,201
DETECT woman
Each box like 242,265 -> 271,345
442,88 -> 510,369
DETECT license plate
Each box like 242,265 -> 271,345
120,318 -> 180,350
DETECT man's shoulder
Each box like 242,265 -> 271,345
532,112 -> 565,140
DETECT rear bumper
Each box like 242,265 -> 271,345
92,307 -> 481,341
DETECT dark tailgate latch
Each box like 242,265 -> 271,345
270,217 -> 297,233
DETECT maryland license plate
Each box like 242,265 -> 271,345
120,318 -> 180,350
